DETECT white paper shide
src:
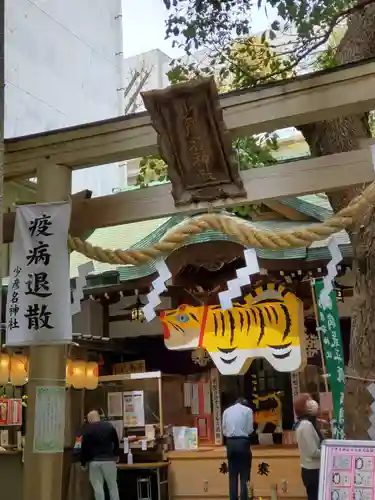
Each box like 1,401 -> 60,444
6,202 -> 72,346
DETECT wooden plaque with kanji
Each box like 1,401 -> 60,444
141,78 -> 246,206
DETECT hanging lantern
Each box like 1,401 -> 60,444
66,360 -> 73,387
10,355 -> 28,386
71,360 -> 86,389
85,361 -> 99,390
0,353 -> 10,385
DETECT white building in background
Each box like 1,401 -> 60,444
121,49 -> 171,184
5,0 -> 125,197
122,49 -> 171,114
122,48 -> 222,184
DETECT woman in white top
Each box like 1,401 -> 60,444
294,394 -> 323,500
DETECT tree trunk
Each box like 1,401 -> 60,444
298,4 -> 375,439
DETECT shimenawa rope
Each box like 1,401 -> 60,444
68,180 -> 375,266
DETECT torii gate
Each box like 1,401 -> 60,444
3,58 -> 375,500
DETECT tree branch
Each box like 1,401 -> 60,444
221,0 -> 375,85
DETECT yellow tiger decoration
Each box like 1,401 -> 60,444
253,392 -> 283,432
160,283 -> 305,375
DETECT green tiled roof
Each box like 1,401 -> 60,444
69,216 -> 179,277
280,194 -> 332,221
69,188 -> 350,285
116,214 -> 351,281
115,215 -> 185,282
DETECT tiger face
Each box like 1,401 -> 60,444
160,305 -> 204,350
161,283 -> 306,375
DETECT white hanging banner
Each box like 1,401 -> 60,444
290,371 -> 300,419
6,202 -> 72,346
210,368 -> 223,445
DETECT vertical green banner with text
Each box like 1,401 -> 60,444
313,279 -> 345,439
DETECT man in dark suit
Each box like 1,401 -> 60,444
81,410 -> 120,500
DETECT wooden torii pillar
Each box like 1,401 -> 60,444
23,164 -> 71,500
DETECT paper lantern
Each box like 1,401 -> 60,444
10,355 -> 28,386
66,360 -> 73,387
71,360 -> 86,389
85,361 -> 99,390
0,353 -> 10,385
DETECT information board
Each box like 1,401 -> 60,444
123,390 -> 145,427
319,439 -> 375,500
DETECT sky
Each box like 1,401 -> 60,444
122,0 -> 275,59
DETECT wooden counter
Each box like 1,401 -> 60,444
117,461 -> 169,470
167,445 -> 306,500
0,451 -> 23,500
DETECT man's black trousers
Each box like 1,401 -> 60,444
226,437 -> 252,500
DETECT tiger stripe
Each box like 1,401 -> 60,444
264,306 -> 272,322
205,285 -> 292,346
270,305 -> 278,322
219,311 -> 225,336
228,310 -> 235,344
245,310 -> 251,334
213,314 -> 218,337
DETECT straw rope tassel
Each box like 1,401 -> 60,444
68,180 -> 375,266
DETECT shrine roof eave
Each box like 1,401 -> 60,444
67,204 -> 352,295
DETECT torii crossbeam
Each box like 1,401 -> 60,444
3,57 -> 375,242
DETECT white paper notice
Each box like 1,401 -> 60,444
123,438 -> 129,454
141,439 -> 147,451
108,392 -> 123,417
33,386 -> 65,453
0,430 -> 9,447
191,384 -> 199,416
172,427 -> 198,450
184,383 -> 192,407
111,420 -> 124,441
123,391 -> 145,427
145,424 -> 155,440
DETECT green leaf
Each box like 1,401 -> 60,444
183,26 -> 196,38
277,3 -> 286,19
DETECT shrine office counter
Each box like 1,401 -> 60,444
0,446 -> 306,500
166,445 -> 306,500
0,451 -> 170,500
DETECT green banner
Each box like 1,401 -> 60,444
313,279 -> 345,439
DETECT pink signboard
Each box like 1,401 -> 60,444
321,441 -> 375,500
